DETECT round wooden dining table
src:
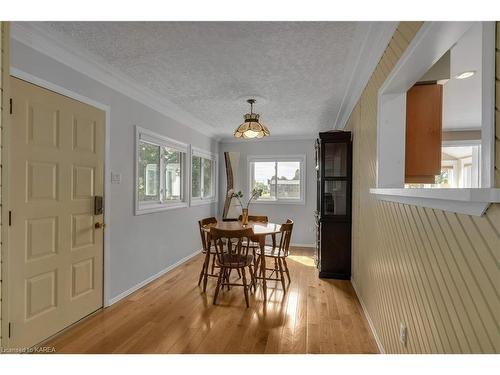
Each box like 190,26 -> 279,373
202,220 -> 281,300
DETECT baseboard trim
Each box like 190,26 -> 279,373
319,271 -> 350,279
106,249 -> 202,306
291,243 -> 315,248
351,278 -> 386,354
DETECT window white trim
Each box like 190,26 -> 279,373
373,21 -> 499,216
190,147 -> 218,206
247,155 -> 306,205
135,126 -> 189,215
138,126 -> 189,153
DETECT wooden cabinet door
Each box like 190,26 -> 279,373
405,83 -> 442,183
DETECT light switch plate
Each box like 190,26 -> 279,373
111,172 -> 122,184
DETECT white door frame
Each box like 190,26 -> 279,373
9,67 -> 113,310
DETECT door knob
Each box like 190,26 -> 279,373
94,222 -> 105,229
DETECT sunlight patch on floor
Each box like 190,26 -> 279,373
288,255 -> 315,267
286,290 -> 299,324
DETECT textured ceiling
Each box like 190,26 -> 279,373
43,22 -> 378,137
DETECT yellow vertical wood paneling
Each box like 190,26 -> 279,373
349,22 -> 500,353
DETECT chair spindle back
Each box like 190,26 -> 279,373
209,227 -> 254,264
198,217 -> 217,252
276,219 -> 294,257
237,215 -> 269,223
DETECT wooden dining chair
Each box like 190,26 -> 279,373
197,217 -> 218,292
254,219 -> 294,291
237,215 -> 270,247
237,215 -> 269,223
236,214 -> 278,277
210,227 -> 256,308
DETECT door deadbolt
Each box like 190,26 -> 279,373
94,196 -> 104,215
94,222 -> 105,229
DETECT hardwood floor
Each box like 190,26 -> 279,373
44,247 -> 378,354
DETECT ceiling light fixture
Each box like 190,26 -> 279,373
234,99 -> 270,139
455,70 -> 476,80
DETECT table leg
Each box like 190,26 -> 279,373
259,236 -> 267,301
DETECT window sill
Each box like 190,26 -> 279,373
253,199 -> 305,206
135,201 -> 189,215
190,198 -> 218,207
369,188 -> 500,216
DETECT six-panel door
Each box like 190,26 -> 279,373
8,77 -> 105,348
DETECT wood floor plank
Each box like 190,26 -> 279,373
290,253 -> 308,353
41,247 -> 378,354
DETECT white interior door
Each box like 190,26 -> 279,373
7,77 -> 105,348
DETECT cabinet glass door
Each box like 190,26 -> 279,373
323,180 -> 347,216
324,142 -> 347,177
322,140 -> 350,218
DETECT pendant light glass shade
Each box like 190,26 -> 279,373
234,99 -> 270,139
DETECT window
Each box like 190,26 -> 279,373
437,166 -> 454,188
192,156 -> 202,198
404,144 -> 481,189
191,148 -> 217,205
136,127 -> 188,214
248,156 -> 305,204
164,147 -> 184,201
463,163 -> 472,188
138,142 -> 160,202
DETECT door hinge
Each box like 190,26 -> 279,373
9,210 -> 12,226
9,98 -> 13,114
8,323 -> 11,338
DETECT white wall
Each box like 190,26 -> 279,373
218,139 -> 316,246
11,39 -> 218,302
442,23 -> 482,130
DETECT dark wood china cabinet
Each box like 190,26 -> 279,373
315,131 -> 352,279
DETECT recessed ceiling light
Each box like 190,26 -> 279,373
455,71 -> 476,80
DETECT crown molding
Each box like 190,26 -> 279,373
11,22 -> 398,138
333,22 -> 398,130
10,22 -> 216,138
219,134 -> 316,143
